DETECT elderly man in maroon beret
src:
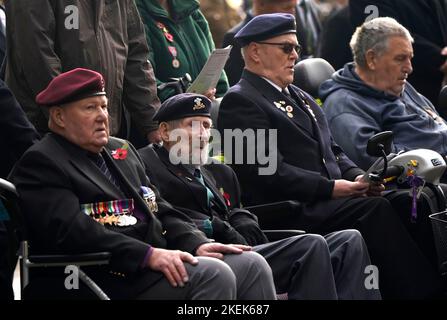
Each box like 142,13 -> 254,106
9,68 -> 277,300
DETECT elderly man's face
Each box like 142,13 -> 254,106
58,96 -> 109,153
163,116 -> 212,166
256,33 -> 299,89
370,36 -> 413,96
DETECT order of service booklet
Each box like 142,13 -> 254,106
187,45 -> 232,95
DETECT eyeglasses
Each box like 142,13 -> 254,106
256,42 -> 302,55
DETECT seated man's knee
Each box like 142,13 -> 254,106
298,234 -> 330,254
369,196 -> 393,210
326,229 -> 366,254
365,197 -> 397,221
333,229 -> 363,243
239,251 -> 273,278
192,257 -> 237,299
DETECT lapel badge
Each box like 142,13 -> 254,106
193,97 -> 206,110
219,187 -> 231,207
275,100 -> 293,117
274,101 -> 286,109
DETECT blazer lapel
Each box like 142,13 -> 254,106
101,148 -> 152,217
53,135 -> 121,196
289,85 -> 326,154
242,70 -> 315,136
201,168 -> 229,214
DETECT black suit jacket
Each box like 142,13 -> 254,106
10,133 -> 208,298
138,145 -> 268,246
317,6 -> 353,71
218,69 -> 363,207
350,0 -> 447,110
0,79 -> 39,178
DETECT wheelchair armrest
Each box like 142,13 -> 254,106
245,200 -> 302,229
27,252 -> 111,267
0,178 -> 18,196
262,229 -> 306,242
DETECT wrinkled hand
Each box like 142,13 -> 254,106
147,248 -> 198,287
332,179 -> 370,199
147,130 -> 162,145
355,175 -> 385,197
195,242 -> 251,260
203,88 -> 217,100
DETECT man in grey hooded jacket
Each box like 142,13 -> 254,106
320,17 -> 447,171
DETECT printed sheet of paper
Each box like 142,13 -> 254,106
187,45 -> 232,94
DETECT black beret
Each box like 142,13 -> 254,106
36,68 -> 106,107
153,93 -> 212,122
234,13 -> 297,47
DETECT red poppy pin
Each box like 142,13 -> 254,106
112,142 -> 129,160
219,187 -> 231,207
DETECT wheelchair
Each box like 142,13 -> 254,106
0,178 -> 111,300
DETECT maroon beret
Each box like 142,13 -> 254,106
36,68 -> 106,107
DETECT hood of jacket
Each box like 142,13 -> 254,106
319,62 -> 401,102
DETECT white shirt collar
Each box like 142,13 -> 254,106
261,77 -> 284,92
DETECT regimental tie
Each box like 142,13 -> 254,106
84,153 -> 138,226
90,153 -> 121,190
194,168 -> 215,208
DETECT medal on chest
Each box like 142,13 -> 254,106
274,100 -> 294,118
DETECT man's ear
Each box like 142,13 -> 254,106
365,49 -> 377,70
159,122 -> 170,143
49,107 -> 65,128
247,43 -> 262,64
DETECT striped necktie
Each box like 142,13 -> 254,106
90,153 -> 121,190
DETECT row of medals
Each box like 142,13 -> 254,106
157,22 -> 181,69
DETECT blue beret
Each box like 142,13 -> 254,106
153,93 -> 212,122
234,13 -> 297,47
36,68 -> 106,107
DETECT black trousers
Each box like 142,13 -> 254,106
254,230 -> 381,300
278,196 -> 443,299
